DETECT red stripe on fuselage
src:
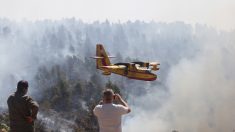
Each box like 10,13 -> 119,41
128,76 -> 157,81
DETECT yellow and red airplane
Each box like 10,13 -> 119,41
92,44 -> 160,81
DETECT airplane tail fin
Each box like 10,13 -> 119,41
95,44 -> 111,68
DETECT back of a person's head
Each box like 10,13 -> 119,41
17,80 -> 28,93
103,89 -> 114,102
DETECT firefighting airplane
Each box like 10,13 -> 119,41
92,44 -> 160,81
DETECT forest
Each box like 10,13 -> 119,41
1,19 -> 235,132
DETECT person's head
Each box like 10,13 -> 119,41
16,80 -> 28,95
102,89 -> 114,103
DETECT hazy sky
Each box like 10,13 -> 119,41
0,0 -> 234,30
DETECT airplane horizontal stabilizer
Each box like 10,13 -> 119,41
90,56 -> 104,59
108,56 -> 116,58
90,56 -> 116,59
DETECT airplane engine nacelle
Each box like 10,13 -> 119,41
150,62 -> 160,71
102,71 -> 111,75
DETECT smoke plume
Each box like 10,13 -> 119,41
0,19 -> 235,131
123,27 -> 235,132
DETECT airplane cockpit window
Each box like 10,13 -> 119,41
131,64 -> 138,71
145,70 -> 151,74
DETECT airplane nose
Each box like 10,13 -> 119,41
153,74 -> 157,79
150,74 -> 157,81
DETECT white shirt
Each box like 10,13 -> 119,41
93,103 -> 129,132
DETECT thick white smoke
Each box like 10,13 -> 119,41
1,19 -> 235,131
0,19 -> 86,106
0,22 -> 35,106
123,30 -> 235,132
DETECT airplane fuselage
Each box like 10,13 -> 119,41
100,66 -> 157,81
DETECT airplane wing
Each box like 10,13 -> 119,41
90,56 -> 116,59
101,65 -> 126,69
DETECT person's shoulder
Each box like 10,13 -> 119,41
8,92 -> 17,99
113,104 -> 129,110
94,104 -> 102,112
22,95 -> 37,104
8,93 -> 15,97
95,104 -> 103,108
113,104 -> 130,114
112,104 -> 127,109
7,93 -> 15,101
113,104 -> 124,108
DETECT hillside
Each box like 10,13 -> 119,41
1,19 -> 235,132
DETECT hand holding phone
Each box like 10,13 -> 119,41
113,94 -> 121,101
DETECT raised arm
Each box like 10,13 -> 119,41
114,94 -> 131,113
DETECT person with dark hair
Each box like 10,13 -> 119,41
93,89 -> 131,132
7,80 -> 39,132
